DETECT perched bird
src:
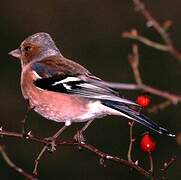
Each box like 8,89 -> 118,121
9,32 -> 175,138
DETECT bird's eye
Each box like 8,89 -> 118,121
24,45 -> 32,52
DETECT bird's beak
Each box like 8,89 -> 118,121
8,48 -> 21,59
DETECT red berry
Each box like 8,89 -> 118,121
140,133 -> 156,152
136,95 -> 150,107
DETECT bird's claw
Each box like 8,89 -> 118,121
44,137 -> 57,152
74,130 -> 86,144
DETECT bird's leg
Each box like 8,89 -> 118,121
33,125 -> 68,174
74,119 -> 94,143
45,125 -> 68,152
21,99 -> 34,138
51,125 -> 68,139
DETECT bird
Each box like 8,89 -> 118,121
9,32 -> 175,139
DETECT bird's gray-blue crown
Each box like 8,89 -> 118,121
9,32 -> 62,66
21,32 -> 61,58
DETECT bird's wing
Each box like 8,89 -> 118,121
31,57 -> 138,106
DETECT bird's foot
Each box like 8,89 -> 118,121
74,129 -> 86,144
44,137 -> 57,152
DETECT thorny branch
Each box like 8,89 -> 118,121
0,129 -> 151,179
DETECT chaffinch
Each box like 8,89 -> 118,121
9,32 -> 175,137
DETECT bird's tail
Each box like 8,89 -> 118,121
102,100 -> 175,137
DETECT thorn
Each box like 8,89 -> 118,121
0,127 -> 3,138
106,155 -> 112,159
163,162 -> 168,168
27,131 -> 33,138
135,160 -> 139,165
22,130 -> 33,139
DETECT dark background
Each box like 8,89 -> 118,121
0,0 -> 181,179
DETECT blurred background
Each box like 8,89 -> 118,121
0,0 -> 181,179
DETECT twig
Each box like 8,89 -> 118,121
128,44 -> 142,84
147,100 -> 172,113
148,152 -> 154,173
0,145 -> 37,180
131,0 -> 181,63
0,129 -> 152,178
139,84 -> 180,104
101,82 -> 181,104
161,156 -> 176,180
122,30 -> 169,51
148,152 -> 155,180
127,121 -> 135,162
33,146 -> 47,176
79,142 -> 151,178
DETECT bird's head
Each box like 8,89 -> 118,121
9,32 -> 61,66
